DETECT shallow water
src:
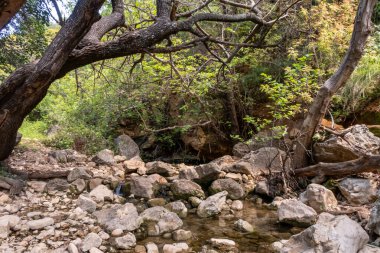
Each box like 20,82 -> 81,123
139,201 -> 300,253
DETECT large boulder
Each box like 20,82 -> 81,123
338,178 -> 378,205
299,183 -> 338,213
273,213 -> 369,253
129,176 -> 161,199
115,135 -> 140,160
197,191 -> 228,218
170,180 -> 205,200
89,185 -> 114,203
224,147 -> 291,176
93,203 -> 142,232
140,206 -> 183,236
179,163 -> 221,186
277,199 -> 318,227
313,125 -> 380,163
209,179 -> 245,200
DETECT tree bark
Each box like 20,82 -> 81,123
294,155 -> 380,177
293,0 -> 377,169
0,0 -> 25,30
0,0 -> 104,160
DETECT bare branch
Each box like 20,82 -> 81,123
177,0 -> 214,18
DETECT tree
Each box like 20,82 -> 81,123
293,0 -> 377,169
0,0 -> 299,161
0,0 -> 26,30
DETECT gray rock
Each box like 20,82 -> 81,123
189,197 -> 202,208
0,219 -> 10,239
255,180 -> 270,196
93,203 -> 142,232
27,217 -> 54,230
67,167 -> 92,183
208,238 -> 237,252
68,243 -> 79,253
46,178 -> 69,193
231,200 -> 243,211
165,201 -> 188,218
89,185 -> 114,203
234,219 -> 254,233
15,132 -> 22,146
77,195 -> 97,213
193,163 -> 221,186
275,213 -> 369,253
146,161 -> 176,177
28,181 -> 47,192
162,243 -> 189,253
140,206 -> 183,235
171,180 -> 205,200
89,248 -> 104,253
232,142 -> 251,158
71,179 -> 87,194
115,135 -> 140,159
197,191 -> 228,218
359,245 -> 380,253
366,201 -> 380,236
173,229 -> 192,241
124,160 -> 146,174
314,125 -> 380,163
299,183 -> 338,213
338,178 -> 378,205
81,232 -> 102,252
92,149 -> 115,165
278,199 -> 318,227
209,178 -> 245,200
130,176 -> 160,199
0,215 -> 20,229
114,233 -> 136,249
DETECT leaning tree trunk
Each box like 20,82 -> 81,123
0,0 -> 26,30
0,0 -> 104,160
293,0 -> 377,169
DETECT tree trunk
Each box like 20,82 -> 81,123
0,0 -> 26,30
293,0 -> 377,169
0,0 -> 104,160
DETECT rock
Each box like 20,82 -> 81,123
193,163 -> 221,186
148,198 -> 167,207
135,245 -> 147,253
146,161 -> 177,177
275,213 -> 369,253
338,178 -> 378,205
77,195 -> 97,213
111,228 -> 123,237
114,233 -> 136,249
124,160 -> 146,174
115,135 -> 140,159
68,243 -> 79,253
15,132 -> 22,146
0,215 -> 20,229
27,217 -> 54,230
225,173 -> 242,182
278,199 -> 318,227
114,155 -> 127,163
130,176 -> 160,199
46,178 -> 69,193
171,180 -> 205,200
146,242 -> 159,253
313,125 -> 380,163
209,178 -> 245,200
93,203 -> 142,232
140,206 -> 183,235
172,229 -> 192,241
178,167 -> 198,181
89,185 -> 114,203
208,238 -> 236,250
231,200 -> 243,211
81,232 -> 102,252
367,201 -> 380,236
197,191 -> 228,218
189,197 -> 202,208
92,149 -> 115,165
299,183 -> 338,213
165,201 -> 188,218
239,147 -> 291,176
232,142 -> 251,158
30,243 -> 48,253
89,178 -> 103,190
359,245 -> 380,253
90,248 -> 104,253
0,219 -> 10,239
49,149 -> 69,163
28,181 -> 47,192
162,243 -> 189,253
234,219 -> 254,233
67,167 -> 92,182
255,180 -> 270,197
71,178 -> 87,194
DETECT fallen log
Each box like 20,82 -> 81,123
294,155 -> 380,177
